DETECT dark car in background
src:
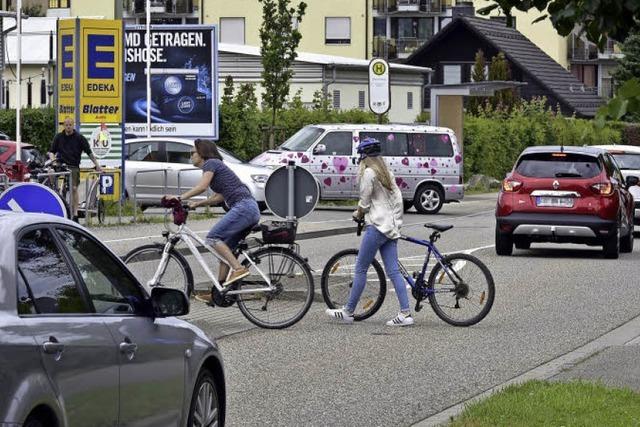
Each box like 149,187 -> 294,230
0,140 -> 44,180
0,211 -> 226,426
495,146 -> 638,259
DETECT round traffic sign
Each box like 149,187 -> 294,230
265,164 -> 319,219
0,182 -> 68,218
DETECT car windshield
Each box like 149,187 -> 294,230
610,153 -> 640,170
279,126 -> 324,152
7,147 -> 43,165
516,153 -> 602,178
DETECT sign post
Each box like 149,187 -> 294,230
368,58 -> 390,124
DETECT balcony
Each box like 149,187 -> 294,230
47,0 -> 70,16
123,0 -> 198,15
372,36 -> 429,59
569,34 -> 598,61
373,0 -> 445,14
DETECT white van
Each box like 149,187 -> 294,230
250,124 -> 464,214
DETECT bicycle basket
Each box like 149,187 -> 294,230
260,220 -> 297,244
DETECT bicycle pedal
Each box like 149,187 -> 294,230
415,302 -> 422,312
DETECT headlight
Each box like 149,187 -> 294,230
264,165 -> 279,170
251,174 -> 269,183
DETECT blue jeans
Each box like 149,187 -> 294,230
346,225 -> 410,313
206,198 -> 260,249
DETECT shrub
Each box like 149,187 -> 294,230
0,108 -> 56,153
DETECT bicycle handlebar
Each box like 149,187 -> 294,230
353,217 -> 365,236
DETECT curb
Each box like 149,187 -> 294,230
413,314 -> 640,426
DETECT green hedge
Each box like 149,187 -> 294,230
463,99 -> 622,180
0,108 -> 56,153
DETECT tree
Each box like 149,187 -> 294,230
478,0 -> 640,50
612,31 -> 640,86
488,52 -> 518,111
468,49 -> 487,115
258,0 -> 307,149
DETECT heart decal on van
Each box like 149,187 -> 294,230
401,158 -> 409,166
332,157 -> 348,173
323,177 -> 332,186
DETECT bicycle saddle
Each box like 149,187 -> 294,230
424,223 -> 453,232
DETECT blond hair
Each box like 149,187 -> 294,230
359,157 -> 394,191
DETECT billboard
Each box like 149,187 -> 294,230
79,19 -> 123,123
124,25 -> 218,138
57,19 -> 76,124
56,19 -> 124,168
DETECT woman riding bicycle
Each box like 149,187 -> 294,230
326,137 -> 414,326
166,139 -> 260,301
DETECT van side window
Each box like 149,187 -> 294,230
318,132 -> 352,155
409,134 -> 454,157
359,132 -> 408,156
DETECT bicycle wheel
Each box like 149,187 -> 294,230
321,249 -> 386,321
123,244 -> 194,297
237,246 -> 314,329
427,253 -> 495,327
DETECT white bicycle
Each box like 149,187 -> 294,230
123,199 -> 314,329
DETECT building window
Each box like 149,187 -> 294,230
332,90 -> 341,109
407,91 -> 413,110
40,79 -> 46,106
443,65 -> 461,85
326,17 -> 351,45
220,17 -> 245,45
358,90 -> 366,109
49,0 -> 70,8
27,80 -> 32,108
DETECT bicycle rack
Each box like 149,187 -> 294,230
132,168 -> 168,223
81,171 -> 107,226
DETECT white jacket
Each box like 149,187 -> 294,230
358,168 -> 404,239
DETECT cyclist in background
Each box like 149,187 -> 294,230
166,138 -> 261,302
49,117 -> 102,222
325,137 -> 414,326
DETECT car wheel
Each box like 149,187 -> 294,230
514,238 -> 531,250
495,226 -> 513,256
620,219 -> 634,253
413,183 -> 444,214
187,369 -> 220,427
403,200 -> 413,212
603,227 -> 620,259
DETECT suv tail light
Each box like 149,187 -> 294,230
591,182 -> 613,196
502,179 -> 522,192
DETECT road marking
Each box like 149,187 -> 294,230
7,198 -> 23,212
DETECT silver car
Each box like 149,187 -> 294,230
124,137 -> 270,211
0,211 -> 225,427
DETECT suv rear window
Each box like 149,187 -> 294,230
516,153 -> 602,178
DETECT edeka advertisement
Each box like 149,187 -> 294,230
80,19 -> 123,124
57,19 -> 76,125
124,25 -> 218,138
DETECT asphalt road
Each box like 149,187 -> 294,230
96,194 -> 640,426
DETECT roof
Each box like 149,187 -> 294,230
219,43 -> 432,74
304,123 -> 454,133
592,145 -> 640,154
3,17 -> 57,64
407,15 -> 603,117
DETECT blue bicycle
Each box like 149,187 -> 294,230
321,220 -> 495,326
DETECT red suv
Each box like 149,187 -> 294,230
495,146 -> 638,259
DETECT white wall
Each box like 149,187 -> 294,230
2,65 -> 52,109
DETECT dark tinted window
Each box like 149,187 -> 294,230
57,228 -> 145,315
515,153 -> 602,178
127,141 -> 164,162
166,142 -> 191,164
359,132 -> 408,156
281,126 -> 324,151
17,268 -> 37,315
17,228 -> 88,314
409,134 -> 454,157
318,132 -> 353,156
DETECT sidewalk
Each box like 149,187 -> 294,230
415,314 -> 640,426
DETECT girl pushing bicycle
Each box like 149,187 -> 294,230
326,137 -> 414,327
165,139 -> 260,302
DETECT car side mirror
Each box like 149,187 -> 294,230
150,287 -> 189,318
313,144 -> 326,155
625,175 -> 639,188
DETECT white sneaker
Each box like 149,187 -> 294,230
325,308 -> 354,324
386,313 -> 414,327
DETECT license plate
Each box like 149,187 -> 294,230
535,196 -> 574,208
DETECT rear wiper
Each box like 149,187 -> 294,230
555,172 -> 582,178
